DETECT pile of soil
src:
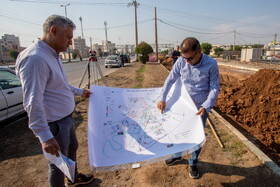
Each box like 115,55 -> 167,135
216,69 -> 280,163
159,56 -> 172,71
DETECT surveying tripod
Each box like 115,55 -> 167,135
78,56 -> 107,89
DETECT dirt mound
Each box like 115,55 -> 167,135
217,69 -> 280,159
160,57 -> 172,71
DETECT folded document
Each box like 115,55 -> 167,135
43,150 -> 76,183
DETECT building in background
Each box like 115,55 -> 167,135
265,41 -> 280,58
150,43 -> 174,53
102,40 -> 116,55
115,44 -> 135,54
0,34 -> 21,63
241,48 -> 263,62
72,36 -> 87,58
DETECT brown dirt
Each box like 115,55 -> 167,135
217,69 -> 280,165
0,62 -> 279,187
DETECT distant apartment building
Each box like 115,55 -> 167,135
72,36 -> 87,58
265,41 -> 280,57
0,34 -> 21,62
102,40 -> 116,54
150,43 -> 174,53
115,44 -> 135,54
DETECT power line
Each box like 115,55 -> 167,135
0,14 -> 42,26
201,35 -> 231,43
83,18 -> 153,30
140,3 -> 279,29
235,34 -> 248,44
10,0 -> 127,6
158,18 -> 234,35
157,18 -> 228,33
237,32 -> 274,39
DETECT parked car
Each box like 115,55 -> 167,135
0,67 -> 25,123
105,55 -> 122,68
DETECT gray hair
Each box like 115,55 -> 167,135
43,15 -> 76,34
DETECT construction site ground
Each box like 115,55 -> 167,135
0,59 -> 279,187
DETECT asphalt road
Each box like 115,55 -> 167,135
63,58 -> 119,88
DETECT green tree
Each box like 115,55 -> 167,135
229,45 -> 243,51
10,50 -> 19,60
72,49 -> 79,60
160,49 -> 169,56
201,43 -> 212,55
134,41 -> 153,64
72,53 -> 77,59
214,47 -> 224,57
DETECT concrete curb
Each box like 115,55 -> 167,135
218,62 -> 260,72
209,110 -> 280,176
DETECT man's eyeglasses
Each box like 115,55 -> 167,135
183,51 -> 198,61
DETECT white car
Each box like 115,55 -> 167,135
0,67 -> 25,123
105,55 -> 122,68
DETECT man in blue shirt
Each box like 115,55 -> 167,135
16,15 -> 94,187
157,37 -> 220,179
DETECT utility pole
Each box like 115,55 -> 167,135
79,17 -> 84,39
273,33 -> 277,56
104,21 -> 109,55
60,3 -> 71,62
128,0 -> 139,61
233,29 -> 236,59
270,33 -> 277,63
256,41 -> 260,63
90,37 -> 92,50
154,7 -> 159,62
60,3 -> 70,17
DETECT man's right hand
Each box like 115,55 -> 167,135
42,138 -> 60,157
157,101 -> 166,114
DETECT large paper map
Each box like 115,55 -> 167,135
88,81 -> 205,168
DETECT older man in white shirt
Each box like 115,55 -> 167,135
16,15 -> 93,187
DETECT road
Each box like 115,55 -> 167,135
63,58 -> 119,88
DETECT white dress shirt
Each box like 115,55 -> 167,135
16,40 -> 83,143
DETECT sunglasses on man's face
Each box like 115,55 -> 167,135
183,51 -> 198,61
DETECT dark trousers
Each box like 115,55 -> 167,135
48,114 -> 78,187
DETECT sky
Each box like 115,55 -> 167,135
1,0 -> 280,48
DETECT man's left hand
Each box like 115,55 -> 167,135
196,107 -> 206,116
82,89 -> 92,98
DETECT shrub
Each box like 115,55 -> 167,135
135,41 -> 153,64
10,50 -> 19,60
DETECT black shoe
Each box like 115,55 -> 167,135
189,165 -> 199,179
165,156 -> 183,166
65,173 -> 94,186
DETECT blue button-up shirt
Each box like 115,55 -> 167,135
16,40 -> 83,143
160,53 -> 220,113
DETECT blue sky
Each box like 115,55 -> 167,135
1,0 -> 280,47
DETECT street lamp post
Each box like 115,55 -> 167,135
104,21 -> 109,55
60,3 -> 71,62
60,3 -> 70,17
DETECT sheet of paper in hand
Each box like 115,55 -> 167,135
88,80 -> 205,170
43,151 -> 76,182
